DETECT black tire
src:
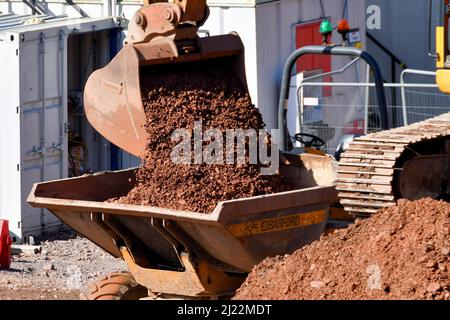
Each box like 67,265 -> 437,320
80,271 -> 148,300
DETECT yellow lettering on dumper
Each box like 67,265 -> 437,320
227,210 -> 327,237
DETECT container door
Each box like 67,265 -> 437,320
0,37 -> 22,241
20,32 -> 67,237
295,21 -> 332,76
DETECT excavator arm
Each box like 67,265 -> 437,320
125,0 -> 208,45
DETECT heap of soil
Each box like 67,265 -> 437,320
235,198 -> 450,300
116,64 -> 290,213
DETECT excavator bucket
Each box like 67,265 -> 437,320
84,45 -> 146,156
84,34 -> 248,157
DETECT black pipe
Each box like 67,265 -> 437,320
277,45 -> 389,151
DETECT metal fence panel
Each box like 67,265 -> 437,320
294,67 -> 450,156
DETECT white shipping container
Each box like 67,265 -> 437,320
0,16 -> 119,242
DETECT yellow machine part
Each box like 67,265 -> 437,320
437,69 -> 450,93
436,25 -> 450,93
304,147 -> 326,156
436,26 -> 446,69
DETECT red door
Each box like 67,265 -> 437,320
295,21 -> 332,96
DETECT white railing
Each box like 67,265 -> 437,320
293,67 -> 450,155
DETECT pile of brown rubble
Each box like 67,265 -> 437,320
116,63 -> 291,213
235,198 -> 450,300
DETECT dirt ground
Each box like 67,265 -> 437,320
3,198 -> 449,300
0,231 -> 126,300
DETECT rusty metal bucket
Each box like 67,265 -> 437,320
84,34 -> 248,157
28,154 -> 337,297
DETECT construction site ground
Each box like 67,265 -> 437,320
1,198 -> 450,300
0,231 -> 126,300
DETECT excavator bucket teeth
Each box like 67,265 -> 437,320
84,44 -> 148,157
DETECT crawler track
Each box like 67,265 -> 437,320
337,112 -> 450,218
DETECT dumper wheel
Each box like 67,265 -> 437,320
80,271 -> 148,300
